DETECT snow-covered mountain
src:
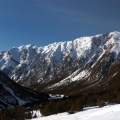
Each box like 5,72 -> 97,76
0,31 -> 120,95
0,71 -> 49,110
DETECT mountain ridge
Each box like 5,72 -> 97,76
0,31 -> 120,95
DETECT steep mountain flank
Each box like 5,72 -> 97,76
0,71 -> 49,110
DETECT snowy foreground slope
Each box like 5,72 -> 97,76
32,104 -> 120,120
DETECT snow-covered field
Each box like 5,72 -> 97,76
31,104 -> 120,120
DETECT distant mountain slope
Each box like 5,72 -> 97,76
0,31 -> 120,95
0,71 -> 49,110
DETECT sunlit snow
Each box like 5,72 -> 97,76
32,104 -> 120,120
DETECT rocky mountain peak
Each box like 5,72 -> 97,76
0,31 -> 120,95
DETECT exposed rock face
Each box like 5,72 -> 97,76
0,31 -> 120,95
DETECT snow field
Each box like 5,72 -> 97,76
32,104 -> 120,120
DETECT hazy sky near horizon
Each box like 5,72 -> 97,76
0,0 -> 120,52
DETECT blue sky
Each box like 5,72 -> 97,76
0,0 -> 120,52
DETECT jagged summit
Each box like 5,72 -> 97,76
0,31 -> 120,95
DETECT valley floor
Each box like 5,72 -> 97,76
32,104 -> 120,120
